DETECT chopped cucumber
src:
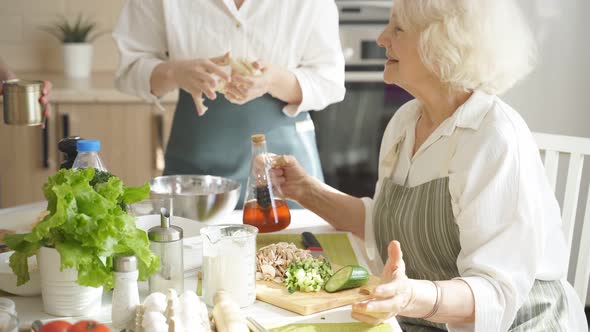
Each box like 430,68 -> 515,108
284,258 -> 333,293
324,265 -> 370,293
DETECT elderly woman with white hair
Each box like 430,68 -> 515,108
271,0 -> 588,331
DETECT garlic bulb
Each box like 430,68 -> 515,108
143,292 -> 167,313
142,311 -> 168,332
136,289 -> 211,332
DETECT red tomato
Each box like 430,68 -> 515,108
67,320 -> 111,332
38,320 -> 72,332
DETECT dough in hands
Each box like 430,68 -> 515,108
196,53 -> 262,115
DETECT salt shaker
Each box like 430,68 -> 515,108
111,255 -> 140,330
148,208 -> 184,294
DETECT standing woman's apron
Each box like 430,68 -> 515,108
372,131 -> 568,332
164,90 -> 323,207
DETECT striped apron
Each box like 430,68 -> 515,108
373,131 -> 568,331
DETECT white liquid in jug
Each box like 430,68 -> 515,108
202,229 -> 256,308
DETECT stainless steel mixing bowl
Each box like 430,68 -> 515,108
149,175 -> 241,223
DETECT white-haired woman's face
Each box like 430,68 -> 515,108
377,13 -> 433,91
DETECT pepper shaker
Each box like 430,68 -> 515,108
111,255 -> 140,330
148,207 -> 184,294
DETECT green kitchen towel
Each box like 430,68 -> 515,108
256,233 -> 359,266
269,322 -> 394,332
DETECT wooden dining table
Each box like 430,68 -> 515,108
0,203 -> 401,331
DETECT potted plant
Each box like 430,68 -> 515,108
42,15 -> 105,78
5,168 -> 159,316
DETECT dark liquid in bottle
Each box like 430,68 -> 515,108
243,199 -> 291,233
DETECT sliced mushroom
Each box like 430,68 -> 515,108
255,242 -> 312,284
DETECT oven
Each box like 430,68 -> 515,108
310,1 -> 413,198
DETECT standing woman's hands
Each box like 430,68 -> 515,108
224,61 -> 272,105
169,53 -> 231,115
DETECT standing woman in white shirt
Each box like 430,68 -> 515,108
112,0 -> 345,206
271,0 -> 587,331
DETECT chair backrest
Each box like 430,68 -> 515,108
533,132 -> 590,303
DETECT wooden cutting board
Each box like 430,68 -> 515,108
255,265 -> 381,316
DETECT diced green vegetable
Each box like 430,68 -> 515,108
283,258 -> 332,293
324,265 -> 370,293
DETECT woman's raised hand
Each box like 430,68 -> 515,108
352,241 -> 414,325
269,154 -> 314,204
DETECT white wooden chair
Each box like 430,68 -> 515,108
533,132 -> 590,303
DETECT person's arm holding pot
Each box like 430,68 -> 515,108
0,56 -> 53,120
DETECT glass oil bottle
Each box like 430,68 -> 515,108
242,134 -> 291,233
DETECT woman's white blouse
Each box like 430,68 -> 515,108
362,91 -> 586,331
112,0 -> 345,116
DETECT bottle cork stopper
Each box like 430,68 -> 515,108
251,134 -> 266,144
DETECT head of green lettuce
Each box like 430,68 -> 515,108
4,167 -> 160,288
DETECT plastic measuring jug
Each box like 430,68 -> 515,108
200,224 -> 258,307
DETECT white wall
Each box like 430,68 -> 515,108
0,0 -> 124,72
504,0 -> 590,137
503,0 -> 590,304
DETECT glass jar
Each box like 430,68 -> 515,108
200,224 -> 258,307
147,208 -> 184,294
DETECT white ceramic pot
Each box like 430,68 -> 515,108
63,43 -> 93,78
37,247 -> 103,316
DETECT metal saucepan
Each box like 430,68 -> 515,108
148,175 -> 241,223
2,79 -> 44,126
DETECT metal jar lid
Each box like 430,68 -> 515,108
148,208 -> 183,242
113,254 -> 138,273
2,79 -> 42,93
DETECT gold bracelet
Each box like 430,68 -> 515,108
421,280 -> 442,320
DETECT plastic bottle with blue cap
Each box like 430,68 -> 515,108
72,139 -> 107,172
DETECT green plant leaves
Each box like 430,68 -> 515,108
40,14 -> 106,43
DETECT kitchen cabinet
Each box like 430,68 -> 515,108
0,112 -> 58,207
56,103 -> 173,186
0,102 -> 176,208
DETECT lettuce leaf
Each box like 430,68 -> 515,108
5,168 -> 158,288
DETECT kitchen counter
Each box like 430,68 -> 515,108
0,204 -> 401,331
10,71 -> 384,104
11,72 -> 179,104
